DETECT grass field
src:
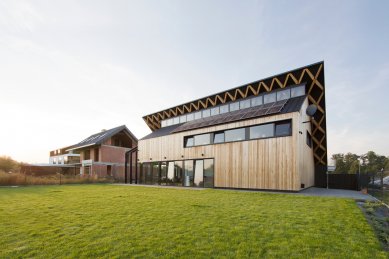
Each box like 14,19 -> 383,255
0,185 -> 386,258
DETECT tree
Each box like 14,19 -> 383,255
348,160 -> 360,174
332,153 -> 346,173
330,151 -> 388,174
0,156 -> 19,172
385,158 -> 389,171
344,153 -> 359,174
364,151 -> 386,173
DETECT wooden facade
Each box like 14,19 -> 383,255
143,62 -> 327,169
138,99 -> 314,191
136,62 -> 327,191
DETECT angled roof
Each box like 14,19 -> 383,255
67,125 -> 137,151
141,96 -> 306,140
141,61 -> 327,167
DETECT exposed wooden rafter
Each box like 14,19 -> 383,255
142,62 -> 327,166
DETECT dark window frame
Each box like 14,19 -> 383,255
213,131 -> 225,144
184,119 -> 292,148
306,130 -> 312,148
138,158 -> 215,188
274,120 -> 292,137
224,127 -> 246,142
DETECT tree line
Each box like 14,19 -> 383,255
0,156 -> 22,173
331,151 -> 389,174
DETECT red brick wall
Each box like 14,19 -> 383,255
100,145 -> 128,163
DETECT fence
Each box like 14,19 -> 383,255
364,171 -> 389,204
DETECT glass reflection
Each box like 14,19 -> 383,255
194,160 -> 204,187
160,162 -> 167,185
204,159 -> 214,188
184,160 -> 194,187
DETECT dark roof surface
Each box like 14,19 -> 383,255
141,96 -> 306,140
141,123 -> 183,140
67,125 -> 137,150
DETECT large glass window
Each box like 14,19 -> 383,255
194,111 -> 202,120
152,162 -> 159,185
229,102 -> 240,112
186,113 -> 194,121
160,162 -> 167,185
194,160 -> 204,187
225,128 -> 246,142
166,118 -> 173,126
202,109 -> 211,118
194,134 -> 211,146
291,85 -> 305,97
264,92 -> 276,104
185,137 -> 194,147
179,115 -> 187,123
167,162 -> 175,185
213,132 -> 225,144
184,160 -> 194,187
250,124 -> 274,139
276,89 -> 290,101
210,107 -> 220,116
204,159 -> 214,188
174,161 -> 183,186
184,120 -> 293,147
275,121 -> 291,136
240,99 -> 251,109
220,104 -> 229,114
142,163 -> 152,184
251,96 -> 263,107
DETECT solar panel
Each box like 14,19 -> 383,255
171,98 -> 290,133
254,109 -> 267,117
262,103 -> 274,109
241,112 -> 254,120
266,105 -> 284,115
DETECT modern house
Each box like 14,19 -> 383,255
49,125 -> 138,178
132,62 -> 327,191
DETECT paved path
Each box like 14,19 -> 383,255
114,184 -> 376,201
299,187 -> 376,201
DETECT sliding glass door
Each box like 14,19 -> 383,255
194,160 -> 204,187
139,159 -> 214,188
184,160 -> 194,187
204,159 -> 214,188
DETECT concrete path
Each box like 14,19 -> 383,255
299,187 -> 376,201
114,184 -> 376,201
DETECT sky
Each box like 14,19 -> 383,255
0,0 -> 388,163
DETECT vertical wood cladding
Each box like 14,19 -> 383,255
139,104 -> 315,191
143,62 -> 326,167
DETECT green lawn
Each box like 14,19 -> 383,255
0,185 -> 386,258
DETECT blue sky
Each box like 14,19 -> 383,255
0,0 -> 388,163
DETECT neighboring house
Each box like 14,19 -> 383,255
50,125 -> 138,178
49,146 -> 80,165
133,62 -> 327,191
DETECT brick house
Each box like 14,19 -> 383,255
49,125 -> 137,178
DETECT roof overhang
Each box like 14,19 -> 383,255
66,143 -> 96,152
